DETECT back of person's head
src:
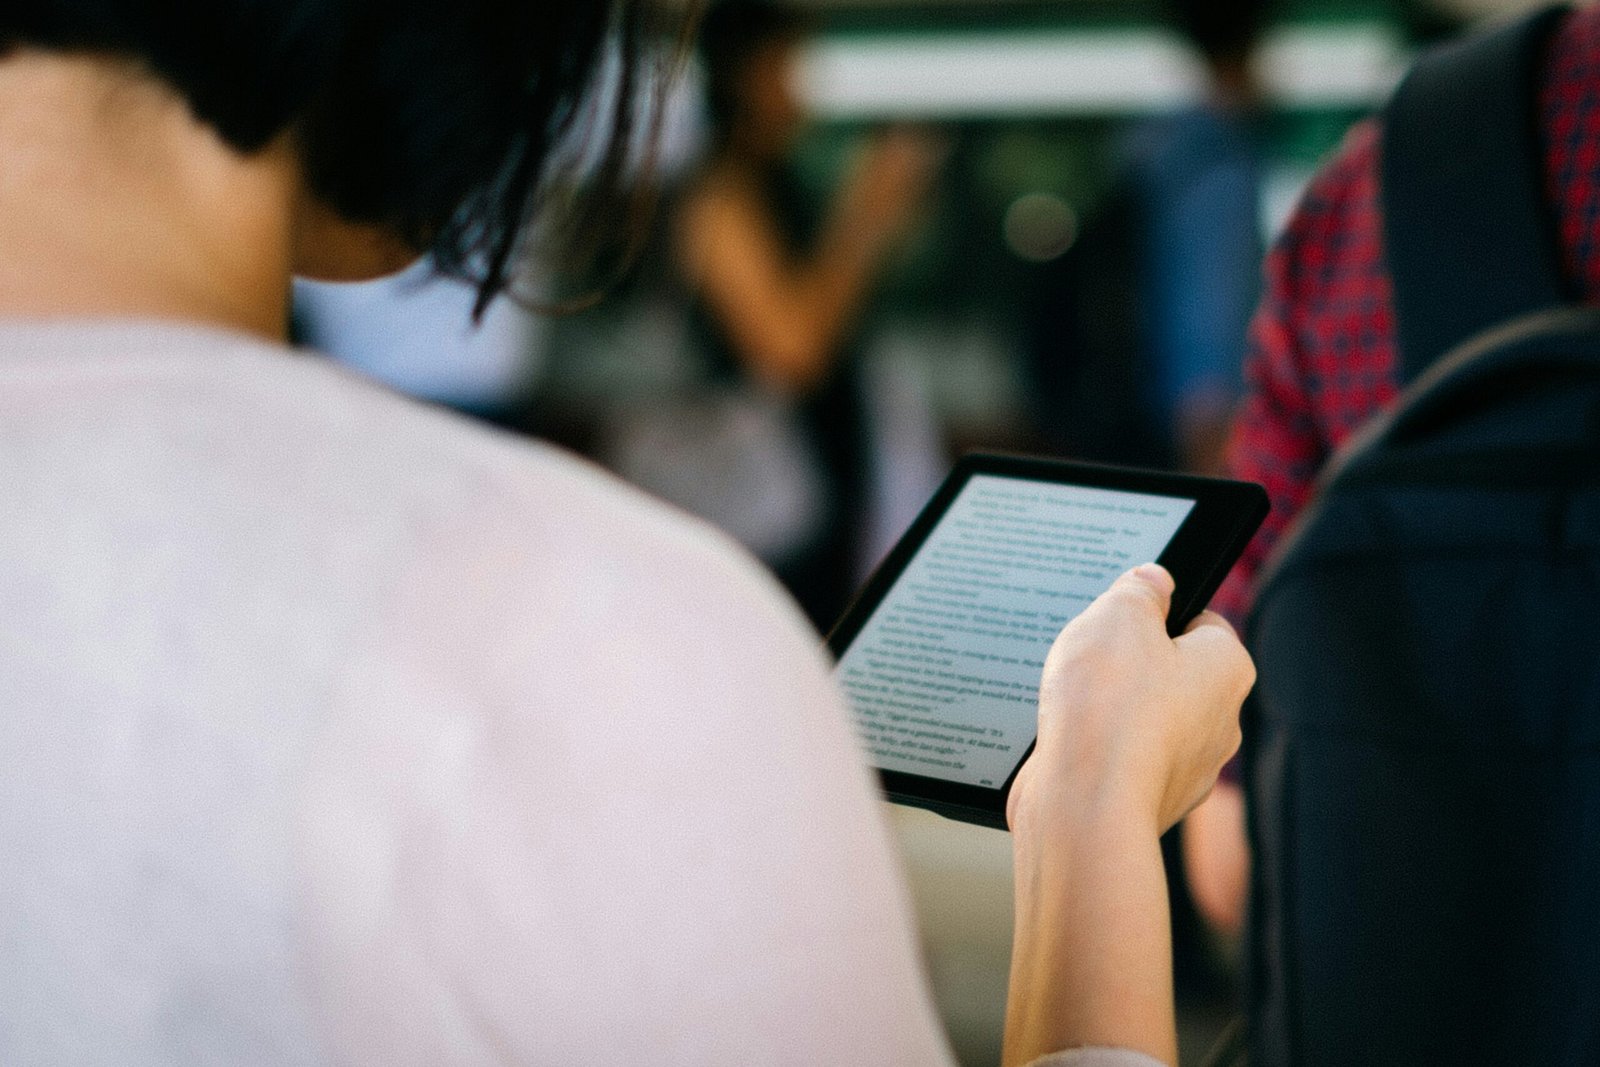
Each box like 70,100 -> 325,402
0,0 -> 669,311
698,0 -> 812,139
1165,0 -> 1274,70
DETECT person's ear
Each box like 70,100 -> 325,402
291,193 -> 422,282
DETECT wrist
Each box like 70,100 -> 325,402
1009,769 -> 1162,876
1009,718 -> 1166,838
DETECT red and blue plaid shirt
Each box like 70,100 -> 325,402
1215,5 -> 1600,621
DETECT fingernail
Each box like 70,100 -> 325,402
1131,562 -> 1175,594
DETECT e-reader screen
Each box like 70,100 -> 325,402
835,474 -> 1195,789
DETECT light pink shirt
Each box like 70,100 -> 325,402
0,319 -> 1160,1067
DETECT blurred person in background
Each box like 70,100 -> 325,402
674,0 -> 942,632
1026,0 -> 1267,479
1187,0 -> 1600,946
1126,0 -> 1269,476
0,2 -> 1254,1066
1147,0 -> 1272,940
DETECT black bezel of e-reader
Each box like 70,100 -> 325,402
825,453 -> 1268,830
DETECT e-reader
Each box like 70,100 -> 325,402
827,454 -> 1268,830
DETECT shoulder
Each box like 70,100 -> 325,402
5,317 -> 808,652
1269,119 -> 1382,309
291,386 -> 933,1064
1541,3 -> 1600,106
1122,106 -> 1251,176
290,384 -> 838,746
1539,5 -> 1600,298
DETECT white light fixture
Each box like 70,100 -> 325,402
796,24 -> 1408,118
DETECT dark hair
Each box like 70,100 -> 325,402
1166,0 -> 1274,68
697,0 -> 812,137
0,0 -> 683,314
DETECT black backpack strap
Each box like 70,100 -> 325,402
1382,5 -> 1573,385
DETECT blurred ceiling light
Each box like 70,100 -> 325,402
1003,192 -> 1078,263
1253,25 -> 1407,108
796,25 -> 1406,118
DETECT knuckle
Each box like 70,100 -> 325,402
1233,646 -> 1258,694
1101,582 -> 1163,623
1041,648 -> 1110,704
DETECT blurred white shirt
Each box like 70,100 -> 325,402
294,259 -> 545,411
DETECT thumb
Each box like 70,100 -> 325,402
1102,563 -> 1175,625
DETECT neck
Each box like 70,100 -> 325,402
1209,57 -> 1259,111
0,52 -> 299,340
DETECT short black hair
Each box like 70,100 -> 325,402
698,0 -> 812,137
1,0 -> 678,313
1166,0 -> 1274,67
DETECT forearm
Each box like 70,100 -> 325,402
681,193 -> 886,395
765,211 -> 888,386
766,145 -> 930,383
1181,782 -> 1249,936
1001,567 -> 1249,1067
1003,794 -> 1177,1067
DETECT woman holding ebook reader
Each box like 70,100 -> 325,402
0,5 -> 1255,1067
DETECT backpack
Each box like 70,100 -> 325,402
1243,7 -> 1600,1065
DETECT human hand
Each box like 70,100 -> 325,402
840,126 -> 947,242
1006,564 -> 1253,839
